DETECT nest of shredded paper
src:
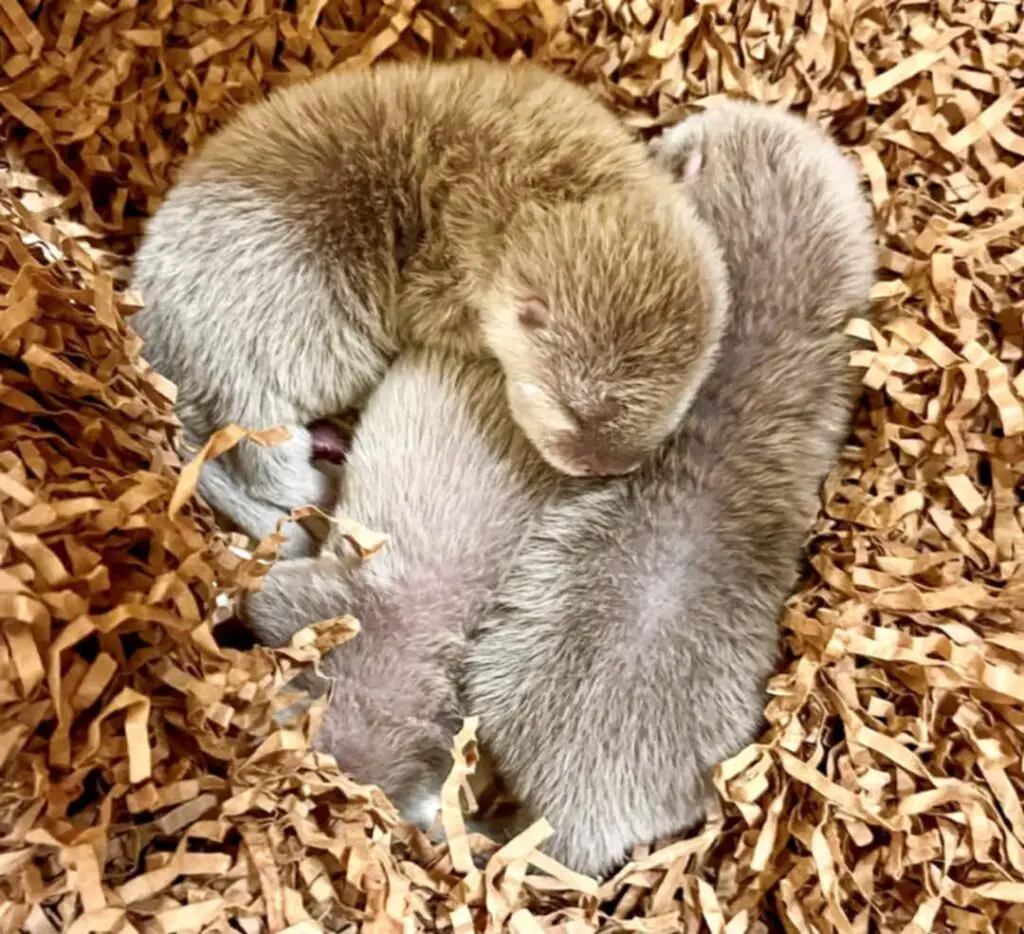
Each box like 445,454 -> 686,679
2,1 -> 1023,932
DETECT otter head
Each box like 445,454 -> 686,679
480,188 -> 728,478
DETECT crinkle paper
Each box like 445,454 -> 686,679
1,1 -> 1022,932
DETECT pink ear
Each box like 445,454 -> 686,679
683,149 -> 703,181
518,298 -> 549,330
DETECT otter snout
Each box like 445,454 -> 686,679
549,432 -> 644,478
507,381 -> 648,477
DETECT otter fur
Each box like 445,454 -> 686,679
242,350 -> 560,822
460,100 -> 877,877
131,60 -> 727,557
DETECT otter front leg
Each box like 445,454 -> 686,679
179,366 -> 372,557
197,444 -> 331,559
243,555 -> 462,818
200,420 -> 353,558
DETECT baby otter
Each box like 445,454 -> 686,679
131,59 -> 727,556
243,350 -> 559,821
461,100 -> 878,877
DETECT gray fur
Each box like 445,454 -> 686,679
243,350 -> 560,821
460,100 -> 877,876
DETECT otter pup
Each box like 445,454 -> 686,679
461,100 -> 877,877
131,59 -> 727,557
242,350 -> 560,822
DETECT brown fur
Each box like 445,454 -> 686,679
130,60 -> 727,556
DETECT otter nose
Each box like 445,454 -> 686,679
554,434 -> 641,478
577,455 -> 616,478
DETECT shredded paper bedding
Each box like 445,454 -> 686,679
1,1 -> 1022,931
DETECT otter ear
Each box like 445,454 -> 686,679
517,298 -> 549,330
649,125 -> 704,182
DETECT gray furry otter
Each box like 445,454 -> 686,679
130,60 -> 727,557
240,99 -> 876,876
243,351 -> 560,823
461,100 -> 876,875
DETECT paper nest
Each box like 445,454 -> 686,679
1,1 -> 1022,932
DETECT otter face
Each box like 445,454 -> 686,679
483,294 -> 714,479
479,192 -> 729,477
481,193 -> 728,479
507,378 -> 651,477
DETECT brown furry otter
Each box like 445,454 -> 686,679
130,59 -> 727,557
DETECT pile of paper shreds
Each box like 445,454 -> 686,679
1,1 -> 1022,931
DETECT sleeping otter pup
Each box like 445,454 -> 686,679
461,100 -> 877,876
242,350 -> 560,822
131,59 -> 727,557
